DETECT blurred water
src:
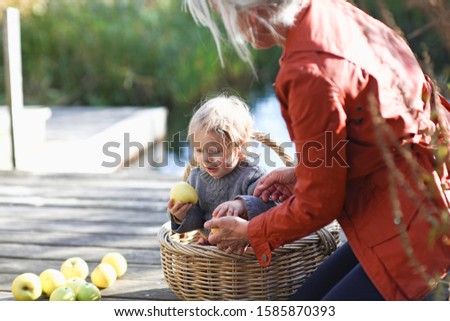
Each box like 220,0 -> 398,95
156,94 -> 295,176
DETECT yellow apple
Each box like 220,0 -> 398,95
39,269 -> 66,297
65,277 -> 86,293
60,257 -> 89,280
169,182 -> 198,204
11,273 -> 42,301
90,263 -> 117,289
76,282 -> 101,301
101,252 -> 127,278
49,286 -> 76,301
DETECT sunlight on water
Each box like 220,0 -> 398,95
250,95 -> 295,171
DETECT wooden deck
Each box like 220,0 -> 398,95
0,169 -> 182,301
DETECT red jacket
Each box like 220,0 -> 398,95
248,0 -> 450,300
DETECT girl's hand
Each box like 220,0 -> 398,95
212,199 -> 247,219
167,199 -> 192,222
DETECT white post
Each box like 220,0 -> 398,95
3,7 -> 24,169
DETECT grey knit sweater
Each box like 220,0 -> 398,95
169,161 -> 276,234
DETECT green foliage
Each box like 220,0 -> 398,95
353,0 -> 450,94
0,0 -> 448,137
0,0 -> 265,135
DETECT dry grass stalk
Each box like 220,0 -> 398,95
367,88 -> 448,290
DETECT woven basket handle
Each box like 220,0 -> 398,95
315,227 -> 339,255
183,131 -> 295,181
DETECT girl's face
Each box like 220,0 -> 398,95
192,130 -> 240,179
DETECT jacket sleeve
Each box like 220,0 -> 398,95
248,68 -> 348,267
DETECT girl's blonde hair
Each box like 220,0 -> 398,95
183,0 -> 310,70
188,94 -> 254,148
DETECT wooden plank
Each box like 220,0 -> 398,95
0,195 -> 168,210
0,257 -> 164,274
0,171 -> 186,300
0,185 -> 171,200
0,207 -> 168,228
0,289 -> 179,301
0,174 -> 181,189
0,268 -> 178,301
0,217 -> 168,232
0,265 -> 168,285
0,206 -> 168,224
0,230 -> 164,248
18,108 -> 169,173
0,229 -> 163,249
0,215 -> 167,234
0,244 -> 161,265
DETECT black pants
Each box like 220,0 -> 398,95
291,242 -> 449,300
291,242 -> 384,300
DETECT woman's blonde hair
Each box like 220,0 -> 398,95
183,0 -> 310,69
188,94 -> 254,149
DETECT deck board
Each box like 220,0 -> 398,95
0,170 -> 182,301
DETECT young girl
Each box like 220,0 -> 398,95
167,93 -> 276,237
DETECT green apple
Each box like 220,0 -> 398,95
101,252 -> 127,277
65,277 -> 86,293
39,269 -> 66,297
169,182 -> 198,204
11,272 -> 42,301
90,263 -> 117,289
60,257 -> 89,280
76,282 -> 101,301
49,286 -> 76,301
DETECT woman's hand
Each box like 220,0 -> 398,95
253,167 -> 297,202
167,199 -> 192,222
204,216 -> 249,255
212,199 -> 247,219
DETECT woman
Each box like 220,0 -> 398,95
183,0 -> 450,300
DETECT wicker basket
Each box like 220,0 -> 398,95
159,132 -> 342,300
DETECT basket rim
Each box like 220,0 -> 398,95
158,221 -> 340,259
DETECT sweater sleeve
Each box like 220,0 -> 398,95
236,195 -> 277,220
237,166 -> 277,219
169,205 -> 207,233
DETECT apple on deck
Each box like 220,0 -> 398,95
10,253 -> 128,301
11,273 -> 42,301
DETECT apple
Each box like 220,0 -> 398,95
90,263 -> 117,289
60,257 -> 89,279
76,282 -> 101,301
169,182 -> 198,204
39,269 -> 66,297
65,277 -> 86,293
49,286 -> 76,301
11,273 -> 42,301
101,252 -> 127,277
